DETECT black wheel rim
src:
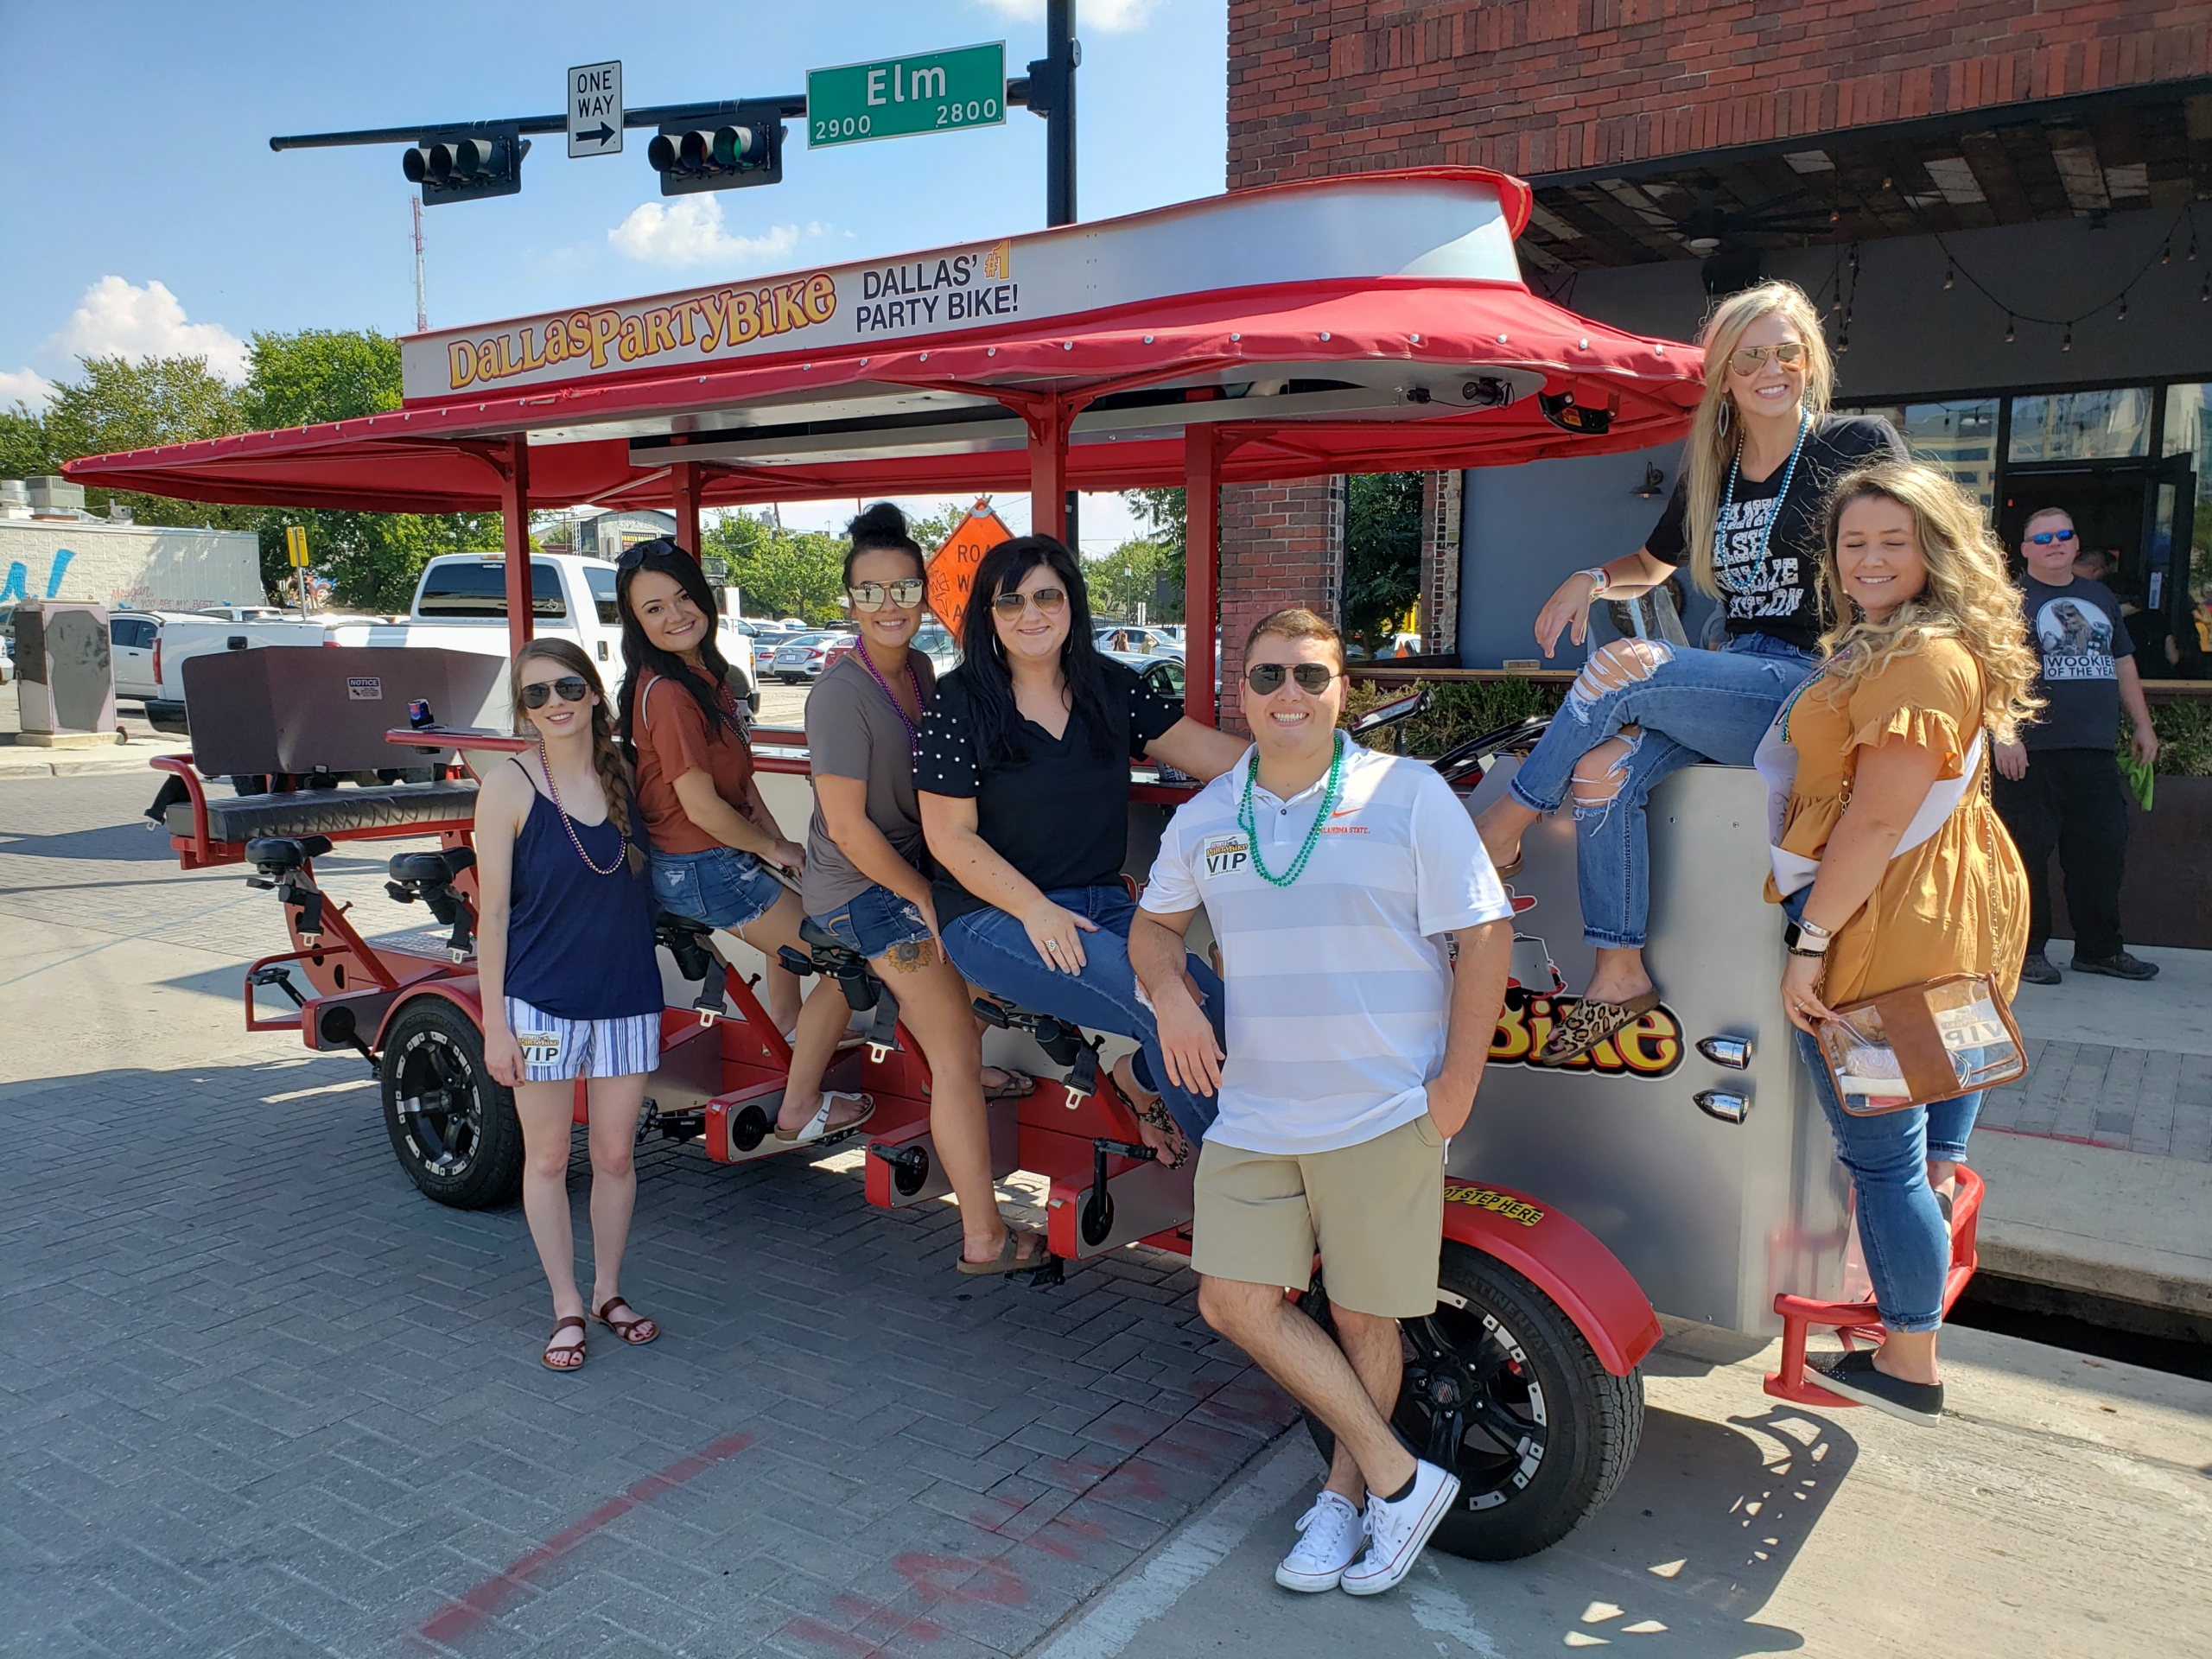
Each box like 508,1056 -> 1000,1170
395,1032 -> 484,1179
1397,1302 -> 1548,1513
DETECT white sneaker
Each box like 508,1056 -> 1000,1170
1274,1491 -> 1366,1592
1339,1460 -> 1460,1596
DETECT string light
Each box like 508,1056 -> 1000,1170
2005,315 -> 2016,343
2062,322 -> 2073,352
1938,206 -> 2198,349
1943,257 -> 1955,290
2117,293 -> 2128,322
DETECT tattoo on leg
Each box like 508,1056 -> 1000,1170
885,939 -> 938,974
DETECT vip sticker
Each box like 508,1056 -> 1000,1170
1202,834 -> 1249,877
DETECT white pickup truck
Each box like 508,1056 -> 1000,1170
146,552 -> 757,733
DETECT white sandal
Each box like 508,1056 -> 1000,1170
774,1090 -> 875,1144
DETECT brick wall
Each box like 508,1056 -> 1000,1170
1216,476 -> 1343,731
1229,1 -> 2210,187
1419,469 -> 1462,655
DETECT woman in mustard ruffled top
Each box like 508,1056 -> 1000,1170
1762,459 -> 2036,1426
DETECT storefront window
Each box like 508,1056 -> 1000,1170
1864,399 -> 1999,505
2007,387 -> 2152,462
2159,384 -> 2211,677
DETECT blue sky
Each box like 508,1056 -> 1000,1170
0,0 -> 1226,543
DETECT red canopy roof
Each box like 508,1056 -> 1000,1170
67,170 -> 1702,513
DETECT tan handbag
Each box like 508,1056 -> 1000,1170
1813,734 -> 2027,1115
1815,972 -> 2026,1115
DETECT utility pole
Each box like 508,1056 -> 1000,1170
410,194 -> 428,332
1032,0 -> 1082,550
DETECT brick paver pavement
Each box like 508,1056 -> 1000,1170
1,1049 -> 1296,1658
1977,1037 -> 2212,1161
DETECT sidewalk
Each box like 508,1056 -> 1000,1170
1972,943 -> 2212,1320
0,681 -> 181,778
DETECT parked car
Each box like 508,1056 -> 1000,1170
145,553 -> 759,734
195,605 -> 291,623
769,631 -> 855,683
1094,624 -> 1179,658
107,611 -> 205,701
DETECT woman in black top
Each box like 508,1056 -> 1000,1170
1471,280 -> 1905,1066
918,536 -> 1248,1163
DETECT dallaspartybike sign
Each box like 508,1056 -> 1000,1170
806,42 -> 1006,149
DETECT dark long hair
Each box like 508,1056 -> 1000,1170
614,537 -> 740,767
956,533 -> 1115,763
509,638 -> 644,873
845,501 -> 925,584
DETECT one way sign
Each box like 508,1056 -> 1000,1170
568,60 -> 623,157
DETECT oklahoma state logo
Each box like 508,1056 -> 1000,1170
1489,986 -> 1685,1077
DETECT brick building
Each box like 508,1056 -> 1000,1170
1215,2 -> 2211,683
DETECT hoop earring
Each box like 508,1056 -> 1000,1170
1715,397 -> 1732,438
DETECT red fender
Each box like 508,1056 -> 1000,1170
373,979 -> 486,1048
1440,1178 -> 1662,1377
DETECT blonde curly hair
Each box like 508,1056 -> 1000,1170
1814,460 -> 2044,744
1681,280 -> 1835,596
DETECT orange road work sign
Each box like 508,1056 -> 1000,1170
926,499 -> 1013,642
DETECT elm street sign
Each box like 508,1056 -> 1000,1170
805,42 -> 1006,148
568,61 -> 623,157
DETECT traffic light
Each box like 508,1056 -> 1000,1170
402,128 -> 529,205
647,103 -> 783,194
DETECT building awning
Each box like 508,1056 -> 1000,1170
1518,78 -> 2212,275
65,169 -> 1704,514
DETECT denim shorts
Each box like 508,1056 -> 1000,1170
649,845 -> 786,931
811,884 -> 934,961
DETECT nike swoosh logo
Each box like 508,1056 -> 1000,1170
1330,807 -> 1358,819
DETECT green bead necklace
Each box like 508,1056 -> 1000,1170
1236,731 -> 1346,888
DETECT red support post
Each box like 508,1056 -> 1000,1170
500,435 -> 533,656
671,458 -> 704,555
1183,423 -> 1218,728
1028,398 -> 1067,542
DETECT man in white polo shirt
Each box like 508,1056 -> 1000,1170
1130,607 -> 1513,1599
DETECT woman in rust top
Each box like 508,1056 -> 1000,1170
616,540 -> 868,1142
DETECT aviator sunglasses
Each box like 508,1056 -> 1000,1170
990,585 -> 1068,617
2027,527 -> 2077,545
519,677 -> 590,709
849,578 -> 927,612
1245,661 -> 1338,695
1726,340 -> 1806,376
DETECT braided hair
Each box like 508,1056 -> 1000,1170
509,637 -> 645,873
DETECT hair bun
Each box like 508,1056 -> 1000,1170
848,501 -> 909,541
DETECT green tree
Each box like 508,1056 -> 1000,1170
241,330 -> 499,612
1343,472 -> 1425,652
1087,537 -> 1182,621
704,511 -> 848,623
31,354 -> 249,529
1122,486 -> 1186,562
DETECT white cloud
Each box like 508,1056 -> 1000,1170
0,366 -> 55,410
607,200 -> 830,270
45,276 -> 250,382
975,0 -> 1163,29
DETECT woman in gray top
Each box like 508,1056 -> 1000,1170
790,504 -> 1045,1275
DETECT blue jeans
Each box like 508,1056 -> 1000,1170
812,884 -> 933,960
1796,1029 -> 1980,1334
648,845 -> 786,931
1508,632 -> 1818,948
1783,891 -> 1980,1334
941,883 -> 1226,1141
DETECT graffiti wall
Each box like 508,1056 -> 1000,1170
0,522 -> 266,613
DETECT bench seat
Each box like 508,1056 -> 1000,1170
168,782 -> 480,844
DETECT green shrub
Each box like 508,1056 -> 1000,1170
2139,700 -> 2212,777
1341,677 -> 1563,757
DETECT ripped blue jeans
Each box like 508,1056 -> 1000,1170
1508,632 -> 1817,948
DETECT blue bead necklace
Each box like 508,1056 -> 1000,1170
1716,410 -> 1811,578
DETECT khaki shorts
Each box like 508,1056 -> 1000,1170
1192,1113 -> 1446,1318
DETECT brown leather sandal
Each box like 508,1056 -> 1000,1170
542,1315 -> 587,1372
955,1229 -> 1048,1275
594,1296 -> 659,1346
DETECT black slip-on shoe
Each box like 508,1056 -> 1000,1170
2069,951 -> 2159,981
1813,1350 -> 1943,1427
2018,952 -> 2061,986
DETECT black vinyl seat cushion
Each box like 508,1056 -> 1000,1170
168,782 -> 480,844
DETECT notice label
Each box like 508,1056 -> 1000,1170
347,677 -> 383,702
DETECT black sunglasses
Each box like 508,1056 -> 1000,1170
617,537 -> 683,569
1246,661 -> 1338,696
519,676 -> 590,709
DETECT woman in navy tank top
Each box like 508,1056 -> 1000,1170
476,639 -> 665,1372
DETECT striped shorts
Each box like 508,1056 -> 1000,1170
503,997 -> 661,1084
